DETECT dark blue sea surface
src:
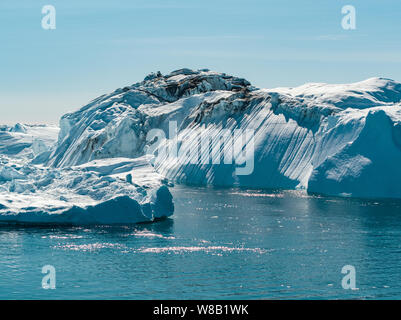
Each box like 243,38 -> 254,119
1,186 -> 401,299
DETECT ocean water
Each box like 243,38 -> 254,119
0,186 -> 401,300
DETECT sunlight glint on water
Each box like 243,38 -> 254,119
0,186 -> 401,299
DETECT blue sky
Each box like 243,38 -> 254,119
1,0 -> 401,124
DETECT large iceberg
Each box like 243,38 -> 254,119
1,68 -> 400,225
41,69 -> 401,199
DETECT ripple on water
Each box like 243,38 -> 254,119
137,246 -> 268,254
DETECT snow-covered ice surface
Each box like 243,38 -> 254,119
0,124 -> 173,225
1,69 -> 400,225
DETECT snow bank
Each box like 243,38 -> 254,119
269,77 -> 401,109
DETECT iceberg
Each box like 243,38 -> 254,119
0,154 -> 174,225
1,68 -> 400,226
0,122 -> 173,225
44,69 -> 400,199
